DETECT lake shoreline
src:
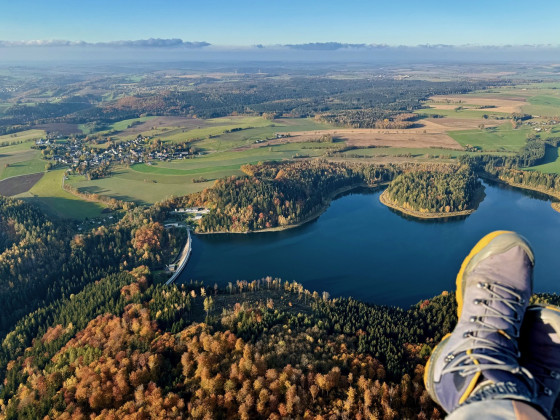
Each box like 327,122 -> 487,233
378,187 -> 485,219
181,181 -> 560,307
480,173 -> 560,214
194,171 -> 560,235
196,182 -> 386,235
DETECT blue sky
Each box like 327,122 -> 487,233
1,0 -> 559,46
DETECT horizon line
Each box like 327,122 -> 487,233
2,39 -> 560,50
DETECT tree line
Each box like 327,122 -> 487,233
164,160 -> 398,233
0,197 -> 186,339
384,167 -> 482,213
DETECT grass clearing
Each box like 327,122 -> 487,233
18,169 -> 105,219
131,162 -> 248,176
109,116 -> 157,132
448,123 -> 530,152
0,142 -> 45,180
417,107 -> 510,119
522,95 -> 560,117
0,157 -> 45,180
527,146 -> 560,174
66,168 -> 241,205
0,103 -> 11,115
0,129 -> 45,144
339,147 -> 515,159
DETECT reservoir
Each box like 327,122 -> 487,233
179,181 -> 560,307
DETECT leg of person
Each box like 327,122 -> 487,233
446,399 -> 546,420
424,231 -> 537,413
520,305 -> 560,419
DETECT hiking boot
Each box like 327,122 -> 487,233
520,305 -> 560,419
424,231 -> 537,413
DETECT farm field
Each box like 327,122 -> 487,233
79,116 -> 157,135
87,116 -> 335,154
0,134 -> 46,180
0,156 -> 45,180
427,94 -> 525,114
0,173 -> 44,196
5,82 -> 560,219
0,129 -> 45,144
416,107 -> 510,119
66,170 -> 237,205
15,169 -> 106,219
524,95 -> 560,117
446,84 -> 560,117
448,123 -> 531,152
338,146 -> 515,160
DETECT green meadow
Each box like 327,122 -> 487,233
79,116 -> 156,135
527,145 -> 560,174
0,129 -> 45,143
0,132 -> 47,179
16,170 -> 105,219
339,147 -> 515,160
416,107 -> 509,119
448,123 -> 530,152
522,95 -> 560,117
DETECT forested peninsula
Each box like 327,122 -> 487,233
166,161 -> 489,233
166,160 -> 398,233
380,168 -> 484,219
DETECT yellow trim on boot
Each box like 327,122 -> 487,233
456,231 -> 512,317
424,354 -> 431,388
459,349 -> 481,404
423,333 -> 452,388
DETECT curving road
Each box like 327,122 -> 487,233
165,229 -> 192,285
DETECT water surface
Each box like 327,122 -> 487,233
180,182 -> 560,307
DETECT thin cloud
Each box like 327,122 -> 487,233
279,42 -> 560,51
0,39 -> 210,48
285,42 -> 367,51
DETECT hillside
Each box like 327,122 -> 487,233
1,176 -> 560,419
1,267 -> 559,419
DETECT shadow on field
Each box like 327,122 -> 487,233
540,145 -> 559,165
79,185 -> 110,194
77,186 -> 146,205
19,195 -> 103,219
113,195 -> 148,205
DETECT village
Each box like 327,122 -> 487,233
34,134 -> 197,177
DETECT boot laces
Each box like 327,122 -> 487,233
442,281 -> 534,381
